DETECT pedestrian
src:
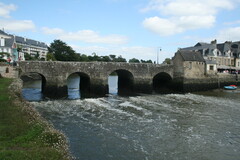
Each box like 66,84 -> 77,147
7,57 -> 11,66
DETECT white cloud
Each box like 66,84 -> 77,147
42,27 -> 128,45
0,19 -> 35,32
143,17 -> 183,36
178,15 -> 215,29
224,20 -> 240,25
142,0 -> 234,15
42,27 -> 64,35
217,27 -> 240,42
0,2 -> 36,32
143,15 -> 215,36
142,0 -> 237,36
70,45 -> 159,61
0,2 -> 16,18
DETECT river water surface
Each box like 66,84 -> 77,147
29,89 -> 240,160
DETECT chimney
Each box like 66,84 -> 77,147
211,39 -> 217,44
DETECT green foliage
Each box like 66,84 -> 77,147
0,52 -> 10,62
109,54 -> 116,60
17,45 -> 22,52
113,55 -> 127,62
0,58 -> 7,62
46,53 -> 56,61
163,58 -> 171,64
24,53 -> 34,61
35,52 -> 40,59
0,78 -> 69,160
48,39 -> 153,63
129,58 -> 140,63
13,124 -> 44,143
141,59 -> 153,63
48,39 -> 78,61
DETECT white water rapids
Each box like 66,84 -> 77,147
30,91 -> 240,160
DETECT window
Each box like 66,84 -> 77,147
189,62 -> 192,69
0,38 -> 4,46
210,65 -> 214,70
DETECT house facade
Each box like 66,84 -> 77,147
180,40 -> 240,73
172,50 -> 207,78
0,30 -> 48,61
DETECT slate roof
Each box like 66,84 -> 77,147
194,42 -> 209,47
205,59 -> 217,64
217,43 -> 224,53
0,30 -> 48,48
4,37 -> 14,48
178,50 -> 205,62
182,43 -> 215,51
0,30 -> 9,36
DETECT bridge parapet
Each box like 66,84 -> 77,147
19,61 -> 174,98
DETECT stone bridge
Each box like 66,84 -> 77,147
19,61 -> 174,98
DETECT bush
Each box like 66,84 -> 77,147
0,58 -> 7,62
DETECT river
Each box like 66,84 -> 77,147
23,77 -> 240,160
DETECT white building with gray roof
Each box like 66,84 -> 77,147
0,30 -> 48,61
180,40 -> 240,71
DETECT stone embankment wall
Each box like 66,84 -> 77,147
0,62 -> 18,78
174,74 -> 239,92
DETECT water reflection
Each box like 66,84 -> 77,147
21,80 -> 42,101
22,88 -> 42,101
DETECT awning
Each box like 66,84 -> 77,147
217,65 -> 240,70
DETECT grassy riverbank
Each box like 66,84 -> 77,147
0,78 -> 71,160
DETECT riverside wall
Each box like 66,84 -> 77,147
173,74 -> 240,92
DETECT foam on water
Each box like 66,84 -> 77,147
31,92 -> 240,160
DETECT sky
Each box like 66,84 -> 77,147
1,0 -> 240,63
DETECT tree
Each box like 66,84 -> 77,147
24,53 -> 34,60
78,54 -> 89,62
46,53 -> 56,61
113,55 -> 126,62
163,58 -> 171,64
141,59 -> 153,63
48,39 -> 78,61
35,52 -> 40,59
109,55 -> 116,61
129,58 -> 140,63
100,56 -> 111,62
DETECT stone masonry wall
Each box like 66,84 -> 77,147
19,61 -> 174,98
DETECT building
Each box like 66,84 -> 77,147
172,50 -> 207,78
0,30 -> 48,61
180,40 -> 240,72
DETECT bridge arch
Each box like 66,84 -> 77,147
152,72 -> 173,93
108,69 -> 134,95
20,72 -> 46,101
20,72 -> 46,91
67,72 -> 90,98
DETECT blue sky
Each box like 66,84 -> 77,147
1,0 -> 240,63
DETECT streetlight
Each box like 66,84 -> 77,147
157,47 -> 161,64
